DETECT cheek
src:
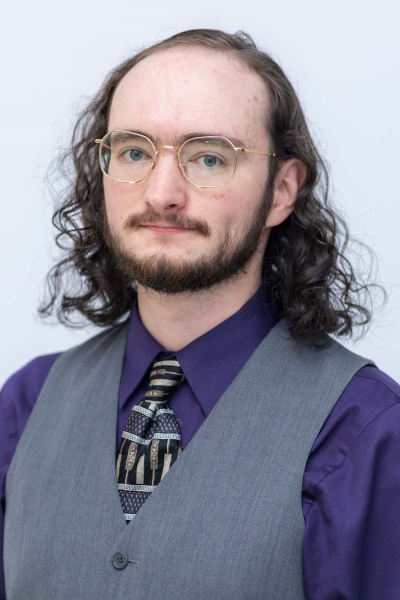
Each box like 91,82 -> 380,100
104,179 -> 138,224
205,189 -> 244,231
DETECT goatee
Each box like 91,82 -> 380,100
104,186 -> 272,295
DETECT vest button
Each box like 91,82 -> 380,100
112,552 -> 128,570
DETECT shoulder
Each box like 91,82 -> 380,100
303,365 -> 400,506
352,364 -> 400,396
1,324 -> 129,410
332,364 -> 399,429
53,323 -> 130,369
336,364 -> 400,423
310,365 -> 400,459
0,324 -> 128,454
0,354 -> 62,438
303,367 -> 400,596
1,354 -> 62,400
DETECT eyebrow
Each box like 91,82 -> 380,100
113,129 -> 248,149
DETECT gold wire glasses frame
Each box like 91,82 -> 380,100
95,130 -> 277,189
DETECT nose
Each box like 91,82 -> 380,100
142,146 -> 189,213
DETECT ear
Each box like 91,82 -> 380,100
265,158 -> 307,228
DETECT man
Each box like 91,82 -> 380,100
1,29 -> 399,600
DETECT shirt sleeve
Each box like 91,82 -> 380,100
0,353 -> 60,600
302,370 -> 400,600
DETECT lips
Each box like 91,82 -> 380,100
123,212 -> 211,237
139,223 -> 193,231
142,223 -> 185,229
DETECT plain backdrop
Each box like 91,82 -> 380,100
1,0 -> 399,386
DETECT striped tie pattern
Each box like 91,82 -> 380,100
116,357 -> 184,522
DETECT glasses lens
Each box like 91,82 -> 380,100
100,131 -> 155,182
179,137 -> 236,187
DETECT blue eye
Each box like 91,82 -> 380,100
203,155 -> 218,167
129,149 -> 143,161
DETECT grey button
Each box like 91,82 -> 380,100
112,552 -> 128,570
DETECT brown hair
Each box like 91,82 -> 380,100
40,29 -> 381,339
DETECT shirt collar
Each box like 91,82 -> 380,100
119,286 -> 277,413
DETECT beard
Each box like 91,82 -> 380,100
105,183 -> 273,295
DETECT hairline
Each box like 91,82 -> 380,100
107,44 -> 272,141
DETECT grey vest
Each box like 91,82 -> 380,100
4,319 -> 371,600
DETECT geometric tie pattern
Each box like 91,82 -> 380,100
116,357 -> 184,522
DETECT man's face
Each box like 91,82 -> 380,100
105,47 -> 273,293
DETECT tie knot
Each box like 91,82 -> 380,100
144,358 -> 184,401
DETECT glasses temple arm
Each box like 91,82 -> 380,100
95,139 -> 112,150
236,147 -> 276,157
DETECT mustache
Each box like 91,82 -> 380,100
123,211 -> 211,238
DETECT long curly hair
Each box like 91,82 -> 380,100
39,28 -> 381,340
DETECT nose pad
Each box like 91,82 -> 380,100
179,162 -> 189,183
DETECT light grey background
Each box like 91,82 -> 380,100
1,0 -> 399,385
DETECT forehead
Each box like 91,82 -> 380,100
108,47 -> 269,145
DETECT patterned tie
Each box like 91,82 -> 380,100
116,357 -> 184,522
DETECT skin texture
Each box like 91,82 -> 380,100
105,47 -> 305,350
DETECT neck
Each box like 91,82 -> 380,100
137,265 -> 263,352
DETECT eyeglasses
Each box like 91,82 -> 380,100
95,130 -> 276,188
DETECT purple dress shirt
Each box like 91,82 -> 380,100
1,288 -> 400,600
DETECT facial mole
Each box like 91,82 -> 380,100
253,95 -> 258,101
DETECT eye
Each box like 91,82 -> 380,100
121,148 -> 144,162
202,155 -> 219,167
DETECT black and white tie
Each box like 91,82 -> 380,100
116,357 -> 184,522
